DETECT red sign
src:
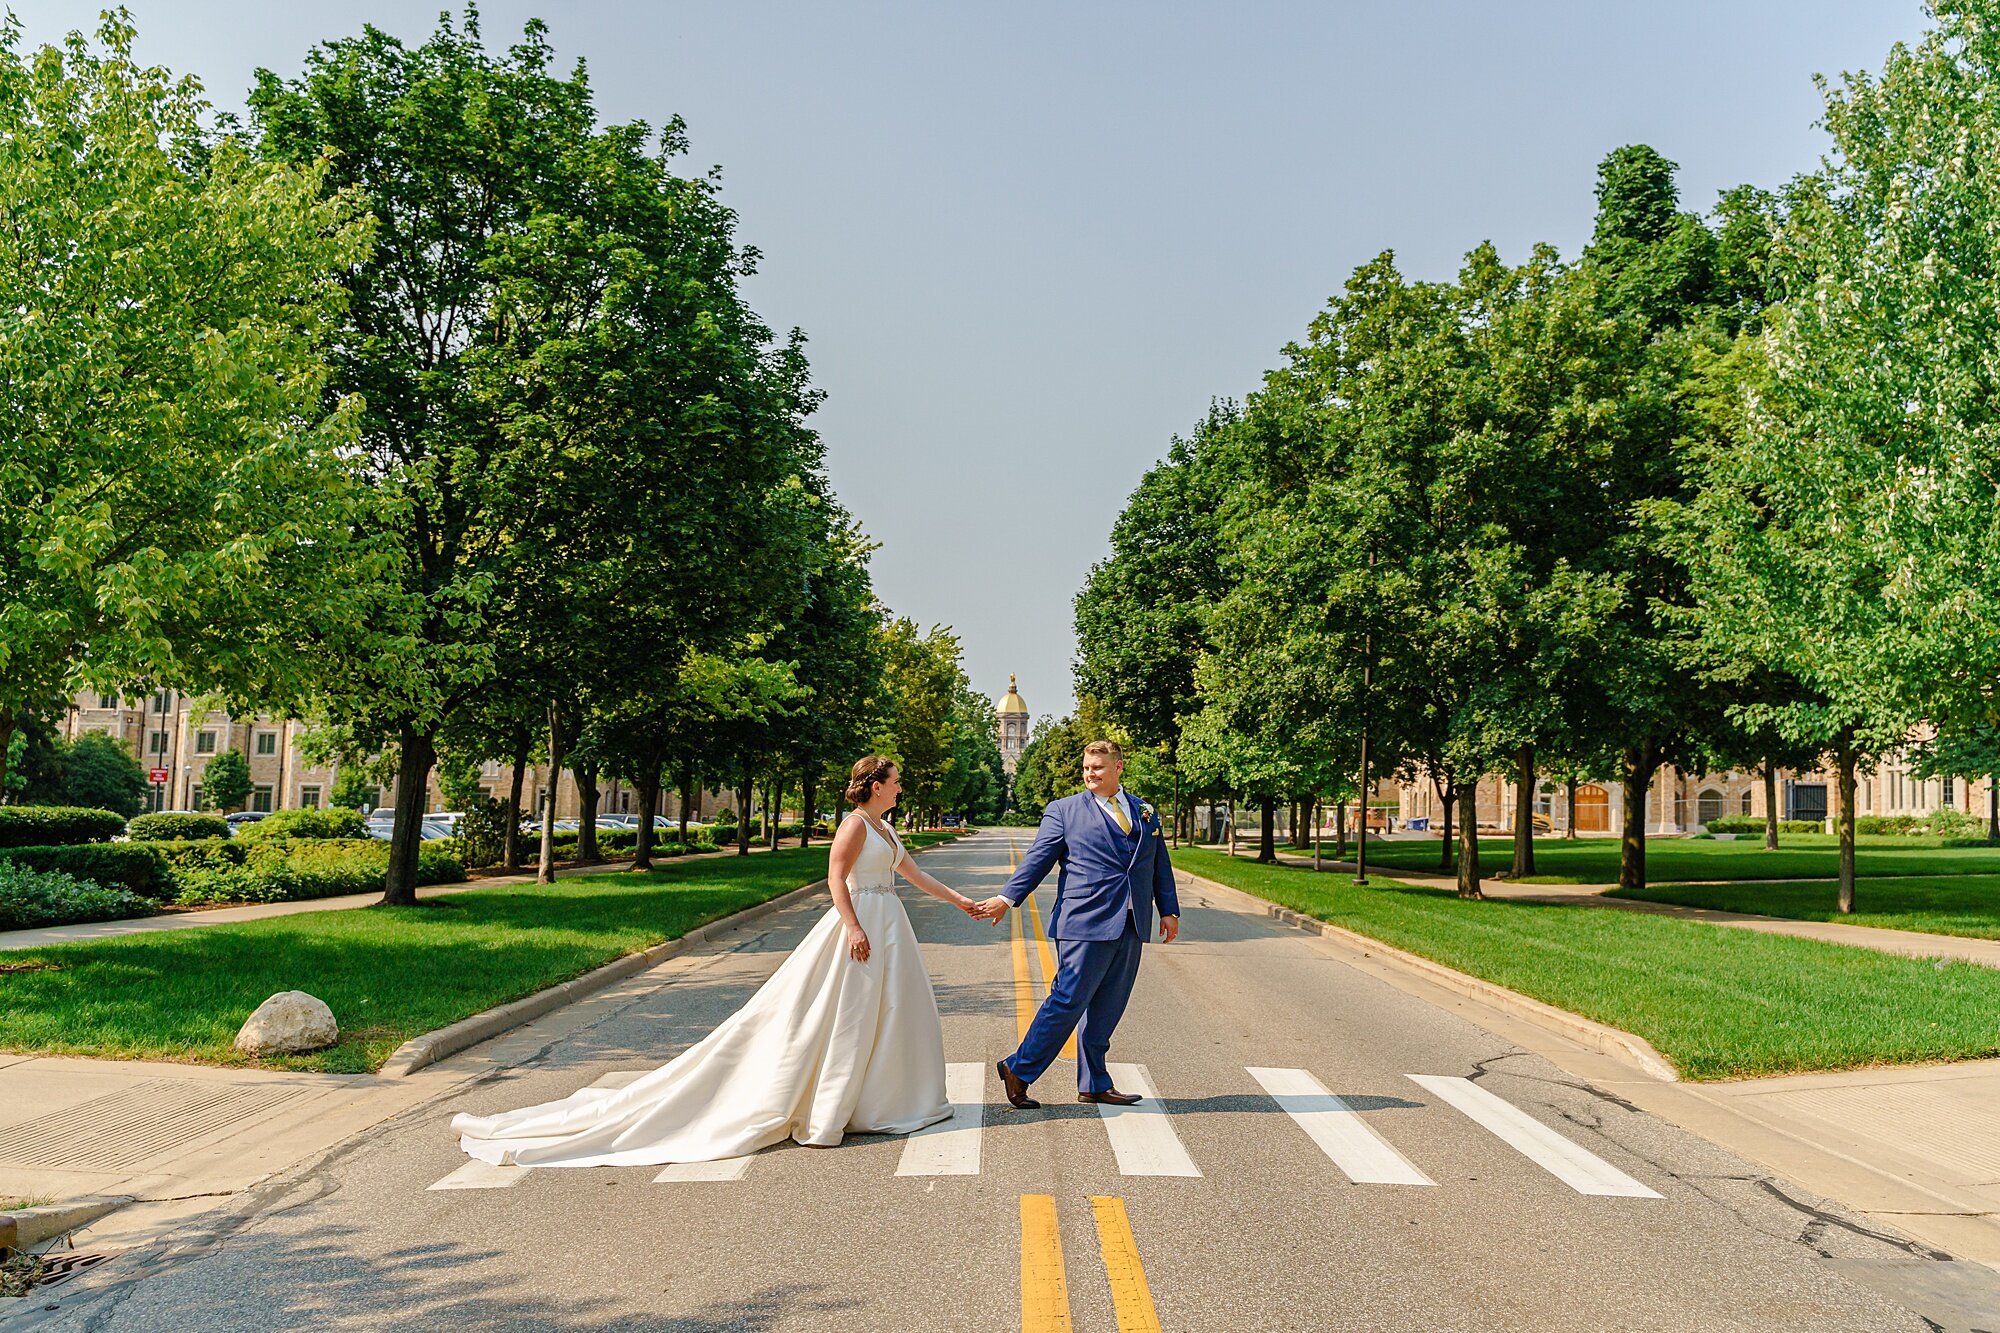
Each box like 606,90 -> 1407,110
148,768 -> 170,783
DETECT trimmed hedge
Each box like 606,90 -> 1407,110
0,806 -> 126,849
0,861 -> 150,930
127,812 -> 230,842
235,806 -> 369,843
0,843 -> 167,899
168,838 -> 465,907
1703,816 -> 1823,834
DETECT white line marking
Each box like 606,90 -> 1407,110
653,1156 -> 754,1182
428,1160 -> 530,1190
1407,1074 -> 1662,1198
1247,1067 -> 1435,1186
1099,1063 -> 1200,1177
897,1062 -> 986,1176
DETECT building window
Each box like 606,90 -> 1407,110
191,785 -> 204,811
251,785 -> 274,813
255,731 -> 277,756
145,786 -> 166,813
195,731 -> 216,754
300,785 -> 322,809
1943,778 -> 1956,808
97,693 -> 116,709
1697,789 -> 1724,826
149,731 -> 168,755
1741,790 -> 1753,816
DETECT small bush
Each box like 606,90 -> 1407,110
0,843 -> 167,899
1922,807 -> 1986,839
236,806 -> 369,843
452,796 -> 514,868
1853,815 -> 1923,835
0,806 -> 126,849
0,861 -> 150,930
151,839 -> 245,873
127,812 -> 230,842
711,808 -> 736,825
1702,815 -> 1822,834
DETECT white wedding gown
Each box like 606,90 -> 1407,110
451,815 -> 952,1167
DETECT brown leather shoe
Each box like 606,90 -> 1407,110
1078,1088 -> 1142,1106
997,1060 -> 1040,1109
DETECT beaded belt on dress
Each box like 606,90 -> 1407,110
847,883 -> 898,896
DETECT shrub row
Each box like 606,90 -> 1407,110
167,839 -> 465,907
1702,816 -> 1825,834
0,861 -> 151,931
0,806 -> 126,848
236,806 -> 369,842
126,812 -> 230,841
0,843 -> 166,898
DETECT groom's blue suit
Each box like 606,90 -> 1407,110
1000,789 -> 1179,1094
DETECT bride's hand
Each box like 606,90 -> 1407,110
844,923 -> 871,963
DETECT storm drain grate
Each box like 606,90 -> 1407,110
30,1250 -> 122,1292
0,1081 -> 313,1169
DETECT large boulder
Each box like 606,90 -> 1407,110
234,991 -> 338,1055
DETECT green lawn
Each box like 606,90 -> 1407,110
1179,848 -> 2000,1080
0,839 -> 960,1074
1342,833 -> 2000,884
1610,875 -> 2000,940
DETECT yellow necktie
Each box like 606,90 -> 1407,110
1108,795 -> 1132,835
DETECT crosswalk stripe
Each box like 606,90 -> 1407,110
427,1159 -> 529,1191
654,1155 -> 755,1182
897,1062 -> 986,1176
1098,1064 -> 1200,1177
1407,1074 -> 1663,1198
1246,1067 -> 1435,1186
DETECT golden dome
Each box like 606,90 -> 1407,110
995,673 -> 1028,717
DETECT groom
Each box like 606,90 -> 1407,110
976,740 -> 1179,1109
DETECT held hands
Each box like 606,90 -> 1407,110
969,896 -> 1011,925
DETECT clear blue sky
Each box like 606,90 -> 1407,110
17,2 -> 1930,722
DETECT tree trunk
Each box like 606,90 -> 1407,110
1989,771 -> 1998,842
1227,798 -> 1237,857
381,724 -> 437,906
801,772 -> 817,847
766,779 -> 780,850
1258,797 -> 1276,863
1312,797 -> 1323,870
1619,745 -> 1656,891
1170,771 -> 1181,848
1437,780 -> 1455,870
1457,783 -> 1483,899
1836,740 -> 1858,914
679,764 -> 694,846
576,761 -> 601,864
0,709 -> 15,802
632,762 -> 662,872
1335,797 -> 1348,859
1763,762 -> 1780,851
736,771 -> 753,855
1511,745 -> 1535,878
1564,775 -> 1577,841
503,733 -> 529,872
536,706 -> 567,886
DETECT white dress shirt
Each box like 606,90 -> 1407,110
1093,788 -> 1135,832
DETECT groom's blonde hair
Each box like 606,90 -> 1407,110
1083,740 -> 1124,761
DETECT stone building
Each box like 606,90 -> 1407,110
995,675 -> 1030,777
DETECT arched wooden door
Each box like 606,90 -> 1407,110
1574,784 -> 1611,833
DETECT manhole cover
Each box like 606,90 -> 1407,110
0,1081 -> 312,1169
32,1250 -> 121,1292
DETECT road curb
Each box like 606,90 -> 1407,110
1180,869 -> 1681,1083
377,835 -> 968,1078
0,1196 -> 131,1252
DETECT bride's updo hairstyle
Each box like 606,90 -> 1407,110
845,756 -> 898,807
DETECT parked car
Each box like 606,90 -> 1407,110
224,811 -> 270,836
595,814 -> 639,830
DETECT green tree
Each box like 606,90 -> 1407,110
874,619 -> 964,826
65,733 -> 149,818
0,15 -> 381,795
201,748 -> 253,813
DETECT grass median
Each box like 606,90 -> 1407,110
0,835 -> 961,1075
1180,848 -> 2000,1080
1609,875 -> 2000,940
1343,833 -> 2000,884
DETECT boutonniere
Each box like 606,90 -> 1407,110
1139,802 -> 1157,824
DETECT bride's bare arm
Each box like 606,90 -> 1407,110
827,817 -> 871,962
895,849 -> 979,914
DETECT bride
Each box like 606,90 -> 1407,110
451,756 -> 984,1167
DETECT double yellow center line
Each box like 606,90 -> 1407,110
1019,1193 -> 1163,1332
1004,834 -> 1076,1060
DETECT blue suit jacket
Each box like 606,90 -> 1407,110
1001,790 -> 1180,941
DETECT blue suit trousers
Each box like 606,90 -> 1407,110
1008,915 -> 1144,1094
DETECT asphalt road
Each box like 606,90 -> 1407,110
8,830 -> 1986,1331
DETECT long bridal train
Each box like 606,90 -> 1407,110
451,818 -> 951,1168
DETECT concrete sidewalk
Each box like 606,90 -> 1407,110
1268,848 -> 2000,968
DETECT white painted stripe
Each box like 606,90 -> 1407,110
1407,1075 -> 1662,1198
653,1155 -> 754,1182
1247,1067 -> 1434,1186
588,1070 -> 651,1090
1098,1063 -> 1200,1178
428,1159 -> 530,1191
897,1062 -> 987,1176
